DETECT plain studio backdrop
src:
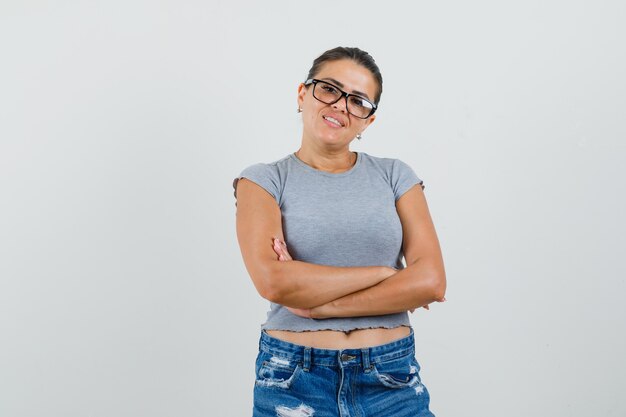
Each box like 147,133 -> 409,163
1,1 -> 624,416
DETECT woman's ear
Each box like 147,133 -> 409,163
363,114 -> 376,129
297,83 -> 306,110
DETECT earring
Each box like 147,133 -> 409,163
297,107 -> 302,113
356,133 -> 362,140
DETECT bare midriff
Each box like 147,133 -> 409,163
266,326 -> 411,349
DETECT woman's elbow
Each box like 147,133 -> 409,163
252,261 -> 287,303
429,269 -> 447,301
414,265 -> 446,302
431,276 -> 446,301
255,281 -> 278,303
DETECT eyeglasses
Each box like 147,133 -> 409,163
304,79 -> 377,119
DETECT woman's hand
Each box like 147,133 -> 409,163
411,296 -> 447,313
285,307 -> 313,318
273,237 -> 293,261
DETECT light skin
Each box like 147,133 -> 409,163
272,237 -> 446,318
234,59 -> 446,349
294,60 -> 376,173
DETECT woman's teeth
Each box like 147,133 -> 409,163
324,116 -> 342,127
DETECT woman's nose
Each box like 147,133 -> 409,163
331,97 -> 348,113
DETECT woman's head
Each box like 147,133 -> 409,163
297,47 -> 382,149
306,47 -> 383,105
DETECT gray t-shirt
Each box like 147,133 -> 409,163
233,151 -> 424,332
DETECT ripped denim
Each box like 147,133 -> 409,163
252,328 -> 435,417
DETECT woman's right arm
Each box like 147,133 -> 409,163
235,178 -> 395,309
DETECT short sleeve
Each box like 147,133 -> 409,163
390,159 -> 424,201
232,163 -> 281,205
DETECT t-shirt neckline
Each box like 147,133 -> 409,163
289,151 -> 362,177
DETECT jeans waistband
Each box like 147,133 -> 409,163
259,328 -> 415,368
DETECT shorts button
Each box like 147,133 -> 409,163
341,353 -> 355,361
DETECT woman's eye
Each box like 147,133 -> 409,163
349,97 -> 366,108
321,85 -> 338,94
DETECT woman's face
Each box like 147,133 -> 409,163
297,59 -> 377,149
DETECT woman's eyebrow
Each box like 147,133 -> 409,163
320,77 -> 371,100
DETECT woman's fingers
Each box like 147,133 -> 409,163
413,298 -> 446,313
273,238 -> 293,261
272,238 -> 283,260
285,306 -> 311,318
280,241 -> 293,260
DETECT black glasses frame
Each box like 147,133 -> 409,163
304,78 -> 377,119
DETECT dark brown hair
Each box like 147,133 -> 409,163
306,47 -> 383,105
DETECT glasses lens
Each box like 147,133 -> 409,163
313,81 -> 342,104
311,80 -> 375,119
347,95 -> 374,119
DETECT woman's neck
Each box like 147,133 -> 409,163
294,147 -> 357,174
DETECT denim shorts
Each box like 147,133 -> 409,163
253,328 -> 435,417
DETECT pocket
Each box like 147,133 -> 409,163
372,354 -> 422,389
254,351 -> 302,389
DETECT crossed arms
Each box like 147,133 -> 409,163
234,178 -> 446,319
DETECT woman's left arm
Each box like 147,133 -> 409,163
276,184 -> 446,318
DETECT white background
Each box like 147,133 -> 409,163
1,1 -> 625,416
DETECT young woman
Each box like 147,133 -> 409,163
233,46 -> 446,417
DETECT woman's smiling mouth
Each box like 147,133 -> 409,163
323,115 -> 344,127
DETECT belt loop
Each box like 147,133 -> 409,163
303,347 -> 311,372
361,348 -> 372,372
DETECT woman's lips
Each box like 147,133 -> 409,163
322,115 -> 343,128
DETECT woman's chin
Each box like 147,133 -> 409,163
315,134 -> 351,147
